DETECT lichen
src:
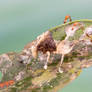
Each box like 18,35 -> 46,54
1,20 -> 92,92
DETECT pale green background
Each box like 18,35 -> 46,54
0,0 -> 92,92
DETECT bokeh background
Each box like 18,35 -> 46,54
0,0 -> 92,92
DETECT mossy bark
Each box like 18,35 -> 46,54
0,20 -> 92,92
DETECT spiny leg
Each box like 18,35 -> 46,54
58,54 -> 65,73
44,51 -> 50,70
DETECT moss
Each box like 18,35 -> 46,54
42,73 -> 65,92
49,61 -> 58,66
69,68 -> 76,74
10,75 -> 33,92
32,88 -> 41,92
10,88 -> 17,92
21,82 -> 32,90
43,85 -> 52,92
42,73 -> 70,92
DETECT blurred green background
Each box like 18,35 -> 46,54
0,0 -> 92,92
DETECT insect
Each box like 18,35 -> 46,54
54,40 -> 79,73
0,80 -> 14,88
29,31 -> 79,73
22,15 -> 81,73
